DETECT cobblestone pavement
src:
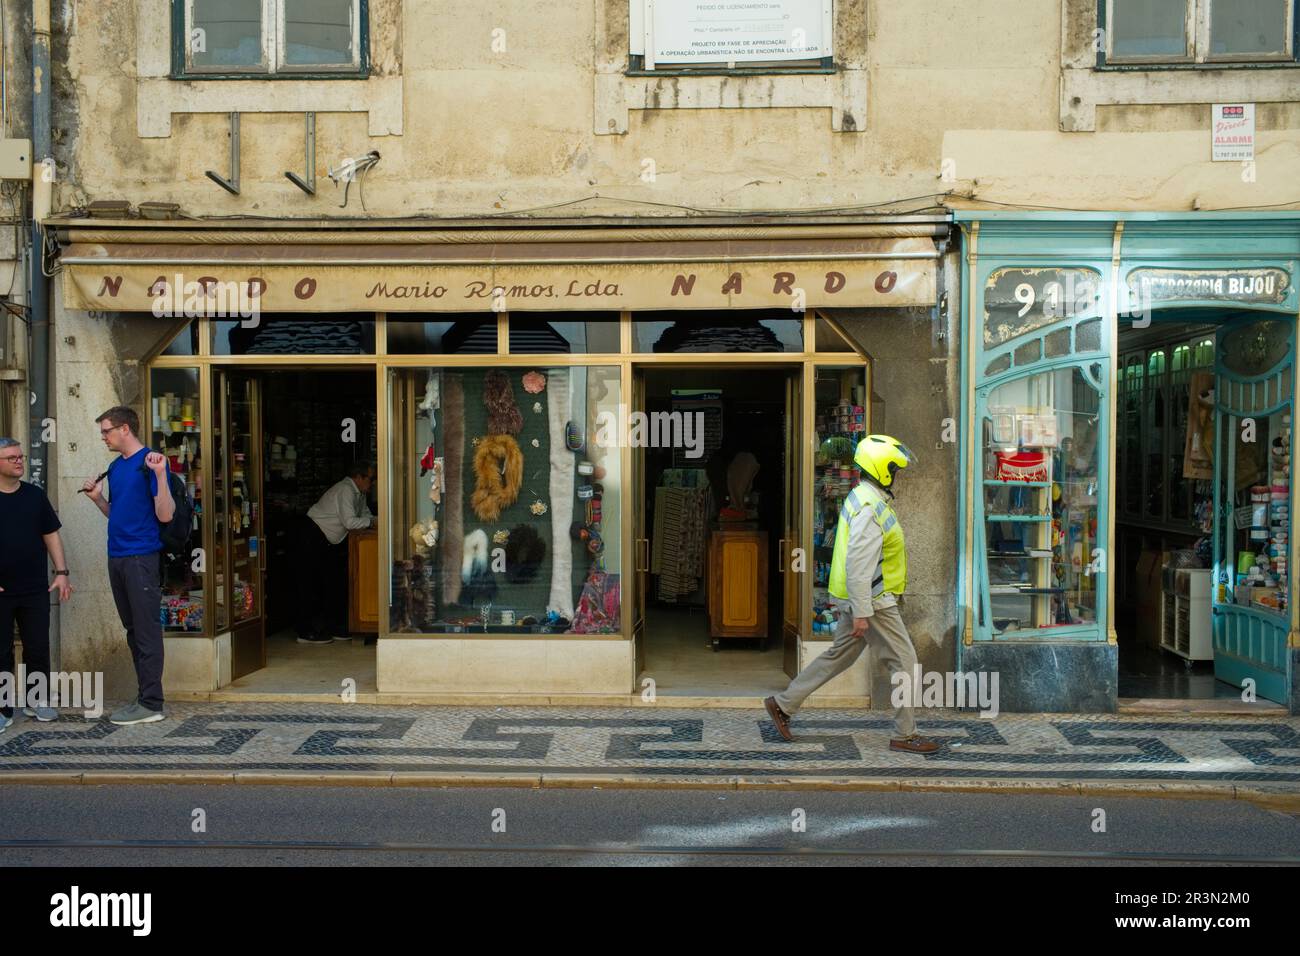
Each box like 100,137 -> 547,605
1,702 -> 1298,794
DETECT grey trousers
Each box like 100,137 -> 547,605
774,599 -> 918,737
108,552 -> 165,712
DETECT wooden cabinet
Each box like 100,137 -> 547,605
348,529 -> 379,634
708,529 -> 768,646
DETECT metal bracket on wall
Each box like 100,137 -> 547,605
285,112 -> 316,195
205,112 -> 241,195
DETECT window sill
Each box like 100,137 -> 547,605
136,74 -> 402,138
625,66 -> 837,78
1094,61 -> 1299,72
1062,59 -> 1300,131
169,70 -> 370,81
595,68 -> 866,134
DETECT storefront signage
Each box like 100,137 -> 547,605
648,0 -> 832,65
983,267 -> 1102,347
1212,104 -> 1255,162
65,257 -> 937,312
1126,267 -> 1290,306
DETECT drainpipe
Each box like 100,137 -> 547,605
28,0 -> 50,491
29,0 -> 54,666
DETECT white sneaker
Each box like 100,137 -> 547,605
0,714 -> 12,734
23,706 -> 58,721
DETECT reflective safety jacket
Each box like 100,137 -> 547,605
828,480 -> 907,615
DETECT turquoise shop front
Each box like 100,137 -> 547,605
954,212 -> 1300,714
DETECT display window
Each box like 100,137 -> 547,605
979,365 -> 1103,635
212,314 -> 376,355
633,311 -> 803,353
810,366 -> 869,634
387,316 -> 498,355
970,255 -> 1110,642
508,313 -> 620,354
149,367 -> 205,632
1214,318 -> 1293,619
388,365 -> 623,634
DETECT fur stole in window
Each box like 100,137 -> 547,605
470,433 -> 524,522
484,369 -> 524,435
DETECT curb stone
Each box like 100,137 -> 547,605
2,769 -> 1295,810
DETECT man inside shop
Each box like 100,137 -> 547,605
294,461 -> 376,645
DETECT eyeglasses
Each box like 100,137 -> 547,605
0,454 -> 24,463
99,424 -> 125,435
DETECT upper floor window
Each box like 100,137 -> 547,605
629,0 -> 834,73
175,0 -> 369,78
1103,0 -> 1297,65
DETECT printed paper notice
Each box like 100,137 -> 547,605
1212,104 -> 1255,162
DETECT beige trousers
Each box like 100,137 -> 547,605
774,599 -> 918,737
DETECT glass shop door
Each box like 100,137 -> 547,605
1212,317 -> 1293,704
631,367 -> 648,678
780,369 -> 804,678
215,369 -> 267,679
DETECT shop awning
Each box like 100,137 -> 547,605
59,225 -> 942,312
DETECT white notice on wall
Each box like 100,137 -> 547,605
1212,104 -> 1255,162
649,0 -> 830,65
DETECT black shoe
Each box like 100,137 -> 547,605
296,634 -> 334,645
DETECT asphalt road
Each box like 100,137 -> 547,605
1,785 -> 1298,866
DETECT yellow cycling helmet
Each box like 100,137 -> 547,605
853,434 -> 916,489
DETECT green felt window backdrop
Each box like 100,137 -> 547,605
389,365 -> 623,635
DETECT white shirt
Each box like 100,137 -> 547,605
308,477 -> 372,545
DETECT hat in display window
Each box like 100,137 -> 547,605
504,524 -> 546,583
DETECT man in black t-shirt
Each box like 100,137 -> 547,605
0,438 -> 73,731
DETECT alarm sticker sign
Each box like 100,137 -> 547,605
1212,104 -> 1255,162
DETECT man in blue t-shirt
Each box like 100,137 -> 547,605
82,406 -> 175,725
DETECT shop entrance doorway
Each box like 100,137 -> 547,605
211,367 -> 379,694
630,365 -> 801,697
1115,313 -> 1291,708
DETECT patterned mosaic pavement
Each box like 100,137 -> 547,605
1,702 -> 1298,790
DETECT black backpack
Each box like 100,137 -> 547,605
112,457 -> 194,558
159,470 -> 194,558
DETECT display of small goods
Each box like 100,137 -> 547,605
152,375 -> 204,633
233,575 -> 256,620
159,593 -> 204,631
393,367 -> 620,635
984,404 -> 1098,633
811,390 -> 867,628
1232,413 -> 1290,613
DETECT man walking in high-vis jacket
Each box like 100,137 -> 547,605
765,434 -> 939,754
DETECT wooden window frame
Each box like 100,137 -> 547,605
1100,0 -> 1298,68
172,0 -> 370,81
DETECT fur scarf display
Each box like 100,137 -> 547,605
440,374 -> 466,605
484,369 -> 524,435
470,433 -> 524,522
460,529 -> 497,605
546,368 -> 576,620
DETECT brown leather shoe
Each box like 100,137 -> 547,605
889,734 -> 940,754
764,697 -> 794,742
